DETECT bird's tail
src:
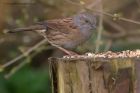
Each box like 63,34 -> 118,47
6,24 -> 46,33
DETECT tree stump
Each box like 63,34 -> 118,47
49,50 -> 140,93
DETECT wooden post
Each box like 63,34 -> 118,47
49,50 -> 140,93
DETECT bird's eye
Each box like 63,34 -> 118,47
85,20 -> 89,23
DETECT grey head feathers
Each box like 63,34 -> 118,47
73,12 -> 97,37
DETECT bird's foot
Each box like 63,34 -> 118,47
47,40 -> 78,56
65,50 -> 78,56
56,46 -> 78,56
52,44 -> 78,55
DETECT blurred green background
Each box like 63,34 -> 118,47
0,0 -> 140,93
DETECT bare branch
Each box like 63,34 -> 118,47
1,39 -> 47,69
95,0 -> 103,53
65,0 -> 140,25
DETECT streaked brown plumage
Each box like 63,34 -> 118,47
7,12 -> 97,55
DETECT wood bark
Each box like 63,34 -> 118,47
49,51 -> 140,93
49,50 -> 140,93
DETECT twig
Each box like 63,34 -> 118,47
1,39 -> 47,69
104,40 -> 112,52
95,0 -> 103,53
103,18 -> 127,38
65,0 -> 140,25
4,58 -> 29,79
41,33 -> 75,55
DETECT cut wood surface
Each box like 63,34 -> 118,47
49,50 -> 140,93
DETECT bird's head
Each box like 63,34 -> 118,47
73,12 -> 97,32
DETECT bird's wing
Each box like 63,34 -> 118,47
36,18 -> 77,34
7,18 -> 76,33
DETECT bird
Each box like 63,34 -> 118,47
7,12 -> 97,55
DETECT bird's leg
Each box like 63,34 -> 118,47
40,32 -> 78,55
50,43 -> 78,56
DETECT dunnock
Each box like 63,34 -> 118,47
7,12 -> 96,55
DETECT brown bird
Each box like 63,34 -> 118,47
7,12 -> 97,55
